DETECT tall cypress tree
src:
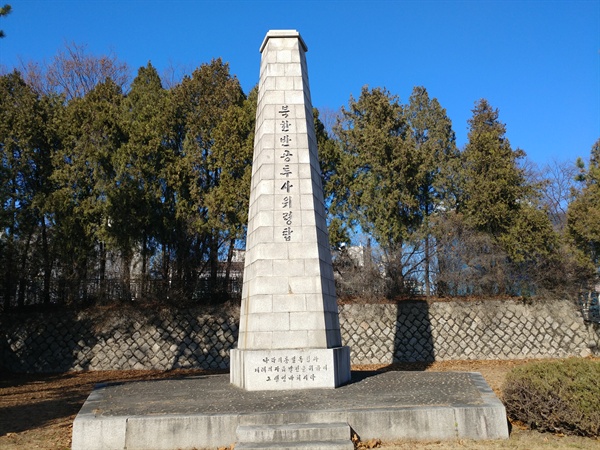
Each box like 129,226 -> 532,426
406,86 -> 459,295
568,139 -> 600,272
167,58 -> 245,296
50,78 -> 126,301
0,71 -> 55,308
334,86 -> 423,295
460,99 -> 529,236
458,99 -> 559,294
111,63 -> 168,293
208,87 -> 256,291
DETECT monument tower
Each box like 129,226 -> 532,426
230,30 -> 351,390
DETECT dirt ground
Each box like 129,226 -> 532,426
0,359 -> 598,450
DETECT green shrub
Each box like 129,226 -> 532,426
502,358 -> 600,437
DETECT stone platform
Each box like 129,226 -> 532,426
72,371 -> 509,449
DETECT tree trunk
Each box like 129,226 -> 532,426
224,238 -> 235,284
3,242 -> 13,311
17,229 -> 33,309
162,243 -> 170,299
141,231 -> 148,298
122,250 -> 132,301
41,219 -> 52,305
4,183 -> 17,310
99,241 -> 106,299
424,234 -> 431,297
210,234 -> 219,288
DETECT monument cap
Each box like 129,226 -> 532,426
260,29 -> 308,53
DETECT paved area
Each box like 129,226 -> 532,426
73,371 -> 509,449
93,371 -> 486,416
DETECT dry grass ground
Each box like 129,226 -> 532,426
0,360 -> 598,450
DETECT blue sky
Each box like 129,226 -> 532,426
0,0 -> 598,167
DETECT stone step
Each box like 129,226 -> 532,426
236,422 -> 351,443
235,440 -> 354,450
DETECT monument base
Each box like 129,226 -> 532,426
230,347 -> 351,390
72,371 -> 509,449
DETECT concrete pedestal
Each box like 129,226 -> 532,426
72,371 -> 510,449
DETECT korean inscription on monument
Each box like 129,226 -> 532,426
279,105 -> 294,241
252,352 -> 330,384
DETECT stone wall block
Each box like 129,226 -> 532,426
0,299 -> 597,372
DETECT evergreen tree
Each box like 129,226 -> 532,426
568,139 -> 600,273
0,4 -> 11,38
406,86 -> 459,295
113,62 -> 168,292
166,58 -> 245,296
50,78 -> 126,301
208,87 -> 256,290
0,71 -> 58,308
334,86 -> 422,295
460,99 -> 529,235
315,107 -> 351,248
454,99 -> 559,294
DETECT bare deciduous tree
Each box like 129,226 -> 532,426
540,159 -> 579,231
21,42 -> 130,99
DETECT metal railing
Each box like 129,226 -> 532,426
0,276 -> 243,311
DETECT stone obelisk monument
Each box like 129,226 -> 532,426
230,30 -> 351,390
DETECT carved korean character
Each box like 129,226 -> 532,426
280,165 -> 292,177
283,211 -> 292,225
279,105 -> 290,118
280,135 -> 291,147
280,149 -> 293,161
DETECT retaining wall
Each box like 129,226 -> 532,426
1,299 -> 598,373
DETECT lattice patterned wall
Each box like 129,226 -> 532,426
1,300 -> 597,373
